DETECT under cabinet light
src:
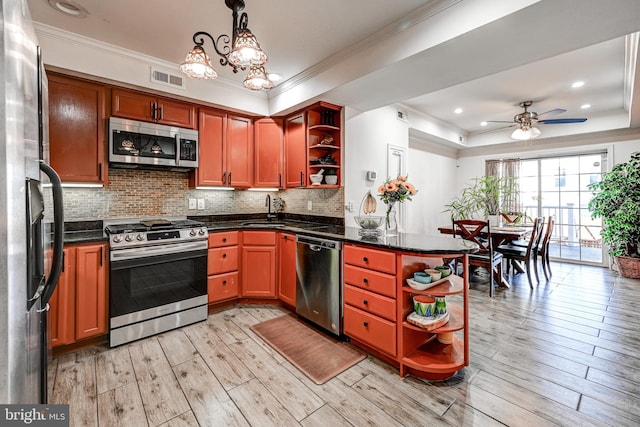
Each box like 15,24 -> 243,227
247,188 -> 280,192
43,183 -> 104,188
195,186 -> 235,191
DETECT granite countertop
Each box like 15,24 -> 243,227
201,219 -> 478,255
55,216 -> 478,255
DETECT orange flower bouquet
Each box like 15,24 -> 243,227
378,175 -> 418,232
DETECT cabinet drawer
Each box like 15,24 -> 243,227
344,285 -> 396,322
208,231 -> 239,248
242,231 -> 276,246
208,246 -> 239,275
208,272 -> 239,303
343,264 -> 396,298
344,305 -> 396,357
344,245 -> 396,274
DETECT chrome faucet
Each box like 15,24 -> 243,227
266,194 -> 276,221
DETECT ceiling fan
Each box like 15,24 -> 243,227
485,100 -> 587,140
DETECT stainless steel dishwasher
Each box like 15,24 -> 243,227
296,235 -> 343,335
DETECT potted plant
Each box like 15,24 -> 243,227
588,152 -> 640,278
444,176 -> 517,225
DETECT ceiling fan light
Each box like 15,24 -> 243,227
511,126 -> 541,140
243,65 -> 274,90
228,29 -> 268,67
180,45 -> 217,79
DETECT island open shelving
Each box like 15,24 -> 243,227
397,252 -> 469,380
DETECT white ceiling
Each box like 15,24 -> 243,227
27,0 -> 640,148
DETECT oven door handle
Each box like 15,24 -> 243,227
110,240 -> 207,261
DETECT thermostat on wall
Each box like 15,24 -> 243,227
366,171 -> 377,181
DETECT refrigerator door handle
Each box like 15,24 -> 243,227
39,161 -> 64,303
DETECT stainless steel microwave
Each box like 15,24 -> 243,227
108,117 -> 198,171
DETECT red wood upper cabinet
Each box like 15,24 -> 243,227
254,118 -> 284,188
192,109 -> 253,188
226,115 -> 254,188
111,88 -> 197,129
193,108 -> 226,187
277,232 -> 297,307
284,113 -> 306,188
48,73 -> 107,184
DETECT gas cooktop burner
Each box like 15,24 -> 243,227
105,219 -> 205,235
105,219 -> 208,249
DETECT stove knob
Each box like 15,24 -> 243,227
189,229 -> 197,237
198,228 -> 206,236
136,234 -> 145,241
125,234 -> 134,242
112,235 -> 123,243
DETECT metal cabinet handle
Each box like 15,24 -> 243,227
300,171 -> 304,186
228,172 -> 232,185
363,257 -> 368,262
363,278 -> 368,284
279,173 -> 282,188
363,321 -> 368,327
222,253 -> 227,258
99,247 -> 103,267
223,172 -> 227,185
222,280 -> 227,285
223,238 -> 227,242
363,300 -> 368,305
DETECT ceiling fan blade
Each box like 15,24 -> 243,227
485,120 -> 515,124
475,124 -> 516,134
539,118 -> 587,124
538,108 -> 566,117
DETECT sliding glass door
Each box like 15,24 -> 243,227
519,153 -> 605,265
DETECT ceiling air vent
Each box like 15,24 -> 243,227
150,66 -> 186,90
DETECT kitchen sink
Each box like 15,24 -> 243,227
241,221 -> 287,227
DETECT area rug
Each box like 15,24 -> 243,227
251,314 -> 365,385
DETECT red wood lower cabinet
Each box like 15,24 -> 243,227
49,243 -> 108,347
208,272 -> 239,303
277,232 -> 296,307
241,231 -> 276,298
207,231 -> 240,303
343,305 -> 397,357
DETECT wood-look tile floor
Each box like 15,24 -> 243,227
48,262 -> 640,426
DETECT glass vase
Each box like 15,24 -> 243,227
385,202 -> 398,236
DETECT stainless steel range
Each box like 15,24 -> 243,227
105,219 -> 208,347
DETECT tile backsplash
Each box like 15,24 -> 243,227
44,168 -> 344,222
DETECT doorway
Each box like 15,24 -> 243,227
519,153 -> 605,265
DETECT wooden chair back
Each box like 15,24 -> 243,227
452,219 -> 492,254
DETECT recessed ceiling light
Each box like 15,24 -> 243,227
571,81 -> 585,88
454,108 -> 463,114
48,0 -> 88,17
480,121 -> 488,126
581,104 -> 591,109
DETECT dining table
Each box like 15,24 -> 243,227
437,224 -> 532,288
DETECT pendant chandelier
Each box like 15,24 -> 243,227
180,0 -> 273,90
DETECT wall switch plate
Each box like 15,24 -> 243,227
366,170 -> 377,181
197,199 -> 205,210
346,201 -> 354,212
188,198 -> 196,209
307,200 -> 313,211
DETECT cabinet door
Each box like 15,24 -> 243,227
49,247 -> 76,347
227,115 -> 253,188
111,88 -> 156,122
277,233 -> 296,307
156,98 -> 197,129
74,244 -> 107,340
48,74 -> 107,184
284,113 -> 306,187
195,108 -> 226,186
254,118 -> 284,188
242,246 -> 276,298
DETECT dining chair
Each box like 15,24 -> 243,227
452,219 -> 504,297
496,217 -> 545,288
538,216 -> 555,280
500,211 -> 523,225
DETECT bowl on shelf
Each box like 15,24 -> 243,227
412,272 -> 432,284
435,265 -> 452,277
413,295 -> 437,317
325,175 -> 338,185
309,174 -> 323,185
424,268 -> 442,281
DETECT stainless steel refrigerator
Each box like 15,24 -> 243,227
0,0 -> 64,404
